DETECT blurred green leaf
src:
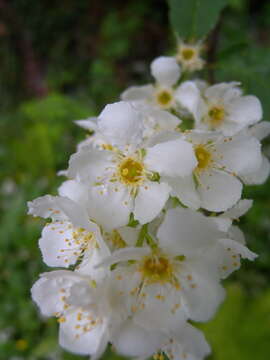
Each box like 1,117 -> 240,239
168,0 -> 227,41
217,46 -> 270,120
201,284 -> 270,360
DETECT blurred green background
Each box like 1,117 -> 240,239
0,0 -> 270,359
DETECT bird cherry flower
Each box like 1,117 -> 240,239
176,40 -> 205,72
27,195 -> 110,275
121,56 -> 182,111
75,105 -> 182,150
240,121 -> 270,185
112,319 -> 210,360
166,130 -> 263,212
176,81 -> 262,136
67,101 -> 197,229
31,270 -> 116,359
97,207 -> 231,325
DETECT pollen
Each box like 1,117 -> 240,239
156,89 -> 173,108
195,145 -> 212,172
138,252 -> 178,286
181,48 -> 195,60
208,106 -> 225,128
57,316 -> 66,323
118,157 -> 144,185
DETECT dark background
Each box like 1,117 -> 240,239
0,0 -> 270,359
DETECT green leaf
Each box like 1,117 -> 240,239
201,284 -> 270,360
168,0 -> 227,41
216,46 -> 270,120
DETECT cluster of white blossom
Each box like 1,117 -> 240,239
29,43 -> 270,360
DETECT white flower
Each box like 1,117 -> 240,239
68,102 -> 197,228
112,320 -> 210,360
97,207 -> 229,324
167,130 -> 262,212
177,81 -> 263,136
75,117 -> 109,151
75,104 -> 182,149
31,270 -> 119,359
176,41 -> 205,72
240,121 -> 270,185
161,322 -> 211,360
27,195 -> 110,275
136,105 -> 181,141
121,57 -> 181,110
111,319 -> 165,358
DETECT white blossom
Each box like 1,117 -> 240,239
121,57 -> 181,111
31,271 -> 117,359
67,101 -> 197,228
97,208 -> 230,324
27,195 -> 110,276
177,81 -> 262,136
176,41 -> 205,72
167,130 -> 263,211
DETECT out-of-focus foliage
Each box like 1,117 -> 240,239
0,0 -> 269,359
201,284 -> 270,360
168,0 -> 227,40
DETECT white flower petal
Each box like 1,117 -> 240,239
134,181 -> 171,224
98,101 -> 144,147
88,184 -> 133,230
181,263 -> 226,322
31,270 -> 80,317
229,225 -> 246,244
175,81 -> 201,119
121,85 -> 155,102
77,247 -> 110,281
133,284 -> 187,332
248,121 -> 270,141
241,155 -> 270,185
118,226 -> 141,247
198,170 -> 243,212
75,117 -> 98,131
112,320 -> 163,358
167,175 -> 200,209
144,131 -> 180,148
221,199 -> 253,220
96,247 -> 149,268
229,95 -> 262,127
145,139 -> 197,177
204,82 -> 241,102
207,237 -> 257,279
150,56 -> 181,86
59,311 -> 108,356
58,180 -> 89,207
67,147 -> 113,183
216,135 -> 262,176
27,195 -> 67,221
170,323 -> 211,360
143,108 -> 181,138
52,196 -> 91,230
158,208 -> 222,256
39,222 -> 78,267
219,238 -> 257,261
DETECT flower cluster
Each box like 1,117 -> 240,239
29,45 -> 270,360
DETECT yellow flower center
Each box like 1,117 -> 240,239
156,89 -> 173,108
195,145 -> 212,172
119,157 -> 144,185
208,106 -> 225,128
181,48 -> 195,61
139,254 -> 175,285
107,230 -> 126,249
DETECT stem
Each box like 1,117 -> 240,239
206,13 -> 223,84
136,224 -> 148,247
